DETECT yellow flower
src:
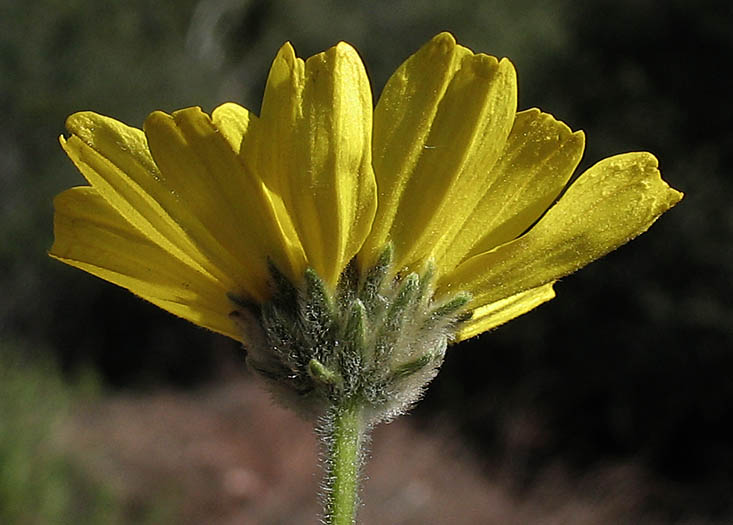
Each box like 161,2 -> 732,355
51,32 -> 682,351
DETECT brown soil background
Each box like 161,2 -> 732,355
57,378 -> 694,524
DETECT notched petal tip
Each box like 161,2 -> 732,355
599,151 -> 683,206
305,40 -> 367,79
520,107 -> 581,139
416,31 -> 459,62
638,152 -> 684,206
171,106 -> 205,120
171,106 -> 218,138
496,56 -> 517,80
460,52 -> 501,78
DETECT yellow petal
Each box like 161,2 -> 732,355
455,283 -> 556,342
211,102 -> 308,283
439,152 -> 683,305
50,187 -> 240,340
254,42 -> 304,195
435,109 -> 585,274
144,107 -> 306,300
62,112 -> 223,286
255,42 -> 377,288
211,101 -> 255,153
361,32 -> 517,273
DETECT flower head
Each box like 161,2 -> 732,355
51,33 -> 681,420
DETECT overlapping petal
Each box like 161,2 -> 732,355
60,113 -> 220,284
51,33 -> 683,346
361,32 -> 517,274
434,108 -> 585,275
50,187 -> 240,340
253,41 -> 377,288
63,109 -> 305,303
455,283 -> 556,342
143,107 -> 305,301
438,152 -> 683,306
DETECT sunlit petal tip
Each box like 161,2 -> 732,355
496,56 -> 517,76
142,109 -> 172,132
211,102 -> 255,153
649,156 -> 684,204
277,41 -> 297,60
552,118 -> 585,148
405,31 -> 461,67
430,31 -> 457,49
333,40 -> 359,56
64,110 -> 96,136
171,106 -> 219,140
440,148 -> 682,308
460,51 -> 500,78
64,111 -> 132,151
306,41 -> 360,74
212,101 -> 246,115
595,152 -> 683,208
534,108 -> 575,134
271,41 -> 302,75
171,105 -> 205,120
306,42 -> 369,88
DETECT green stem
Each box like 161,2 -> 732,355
324,403 -> 364,525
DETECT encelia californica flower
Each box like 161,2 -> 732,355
50,33 -> 682,426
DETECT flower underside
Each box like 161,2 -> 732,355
229,245 -> 470,424
49,32 -> 683,395
49,31 -> 684,525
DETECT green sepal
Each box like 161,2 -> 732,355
387,272 -> 420,321
303,268 -> 337,357
229,245 -> 472,425
390,353 -> 433,381
305,267 -> 334,316
359,243 -> 393,311
374,273 -> 419,364
260,302 -> 294,351
267,259 -> 298,310
424,292 -> 472,329
343,299 -> 367,353
308,358 -> 340,386
340,299 -> 367,393
336,257 -> 359,309
415,262 -> 435,309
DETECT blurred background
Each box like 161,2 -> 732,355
2,0 -> 732,522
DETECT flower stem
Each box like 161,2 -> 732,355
324,402 -> 364,525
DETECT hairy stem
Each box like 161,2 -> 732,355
323,403 -> 365,525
